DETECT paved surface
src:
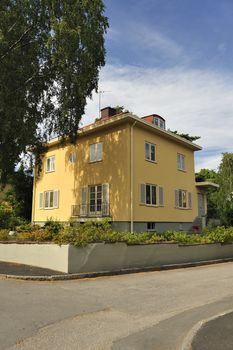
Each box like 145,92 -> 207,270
192,311 -> 233,350
1,262 -> 233,349
0,261 -> 65,276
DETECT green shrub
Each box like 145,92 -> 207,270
0,229 -> 10,241
44,219 -> 64,236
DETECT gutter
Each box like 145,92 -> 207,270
130,121 -> 137,233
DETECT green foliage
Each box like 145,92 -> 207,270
44,219 -> 63,236
169,130 -> 200,142
1,219 -> 233,246
216,153 -> 233,226
0,0 -> 108,183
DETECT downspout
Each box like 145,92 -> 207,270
31,169 -> 36,224
130,121 -> 137,233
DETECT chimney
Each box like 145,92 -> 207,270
100,107 -> 116,120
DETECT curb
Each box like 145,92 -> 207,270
181,308 -> 233,350
1,257 -> 233,281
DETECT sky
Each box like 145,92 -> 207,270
83,0 -> 233,172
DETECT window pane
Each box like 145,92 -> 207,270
46,158 -> 50,171
182,191 -> 187,208
90,145 -> 95,162
51,157 -> 55,171
153,117 -> 159,126
49,192 -> 54,207
151,145 -> 155,161
152,186 -> 156,205
146,185 -> 151,204
45,192 -> 49,208
96,143 -> 102,161
145,143 -> 150,159
178,190 -> 182,207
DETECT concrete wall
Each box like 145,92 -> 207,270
68,242 -> 233,273
0,243 -> 69,273
1,242 -> 233,274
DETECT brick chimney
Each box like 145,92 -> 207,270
100,107 -> 116,120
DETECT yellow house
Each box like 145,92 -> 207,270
32,107 -> 217,232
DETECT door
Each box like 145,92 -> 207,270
89,185 -> 102,215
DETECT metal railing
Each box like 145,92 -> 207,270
71,203 -> 110,217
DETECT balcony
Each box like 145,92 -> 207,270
71,203 -> 110,218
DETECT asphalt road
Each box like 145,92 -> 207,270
1,262 -> 233,350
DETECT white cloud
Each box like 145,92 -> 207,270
84,64 -> 233,170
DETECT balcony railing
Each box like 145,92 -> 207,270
71,203 -> 110,218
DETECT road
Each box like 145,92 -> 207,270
1,262 -> 233,349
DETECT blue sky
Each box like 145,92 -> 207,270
84,0 -> 233,171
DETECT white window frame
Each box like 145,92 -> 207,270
46,156 -> 55,173
153,117 -> 165,129
145,184 -> 157,206
177,153 -> 185,171
69,152 -> 77,163
145,142 -> 156,162
43,190 -> 59,209
89,143 -> 103,162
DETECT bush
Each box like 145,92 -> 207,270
44,219 -> 64,236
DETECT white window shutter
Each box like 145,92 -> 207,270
188,192 -> 192,209
175,190 -> 179,208
53,190 -> 59,208
140,184 -> 146,204
102,183 -> 109,216
158,187 -> 164,206
39,193 -> 44,209
80,186 -> 88,216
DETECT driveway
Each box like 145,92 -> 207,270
1,262 -> 233,349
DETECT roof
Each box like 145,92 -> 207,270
47,112 -> 202,151
195,181 -> 219,188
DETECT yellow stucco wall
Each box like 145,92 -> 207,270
132,125 -> 198,222
33,123 -> 131,223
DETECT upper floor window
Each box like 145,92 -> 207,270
69,152 -> 77,163
46,156 -> 55,172
153,117 -> 165,129
145,142 -> 156,162
177,153 -> 185,171
90,143 -> 103,162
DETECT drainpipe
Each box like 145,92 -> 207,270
31,168 -> 36,224
130,121 -> 137,233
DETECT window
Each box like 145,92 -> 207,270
140,184 -> 164,207
46,156 -> 55,172
146,184 -> 156,205
177,153 -> 185,171
147,222 -> 156,231
175,190 -> 192,209
39,190 -> 59,209
153,117 -> 165,129
80,183 -> 109,216
145,142 -> 156,162
90,143 -> 103,162
69,152 -> 77,163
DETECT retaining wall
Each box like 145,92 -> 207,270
1,242 -> 233,274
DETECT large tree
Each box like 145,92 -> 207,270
217,153 -> 233,226
0,0 -> 108,183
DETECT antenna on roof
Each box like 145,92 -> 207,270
98,89 -> 111,119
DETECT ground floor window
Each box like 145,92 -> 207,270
175,189 -> 192,209
39,190 -> 59,209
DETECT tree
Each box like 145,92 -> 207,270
170,130 -> 200,142
0,0 -> 108,184
216,153 -> 233,226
